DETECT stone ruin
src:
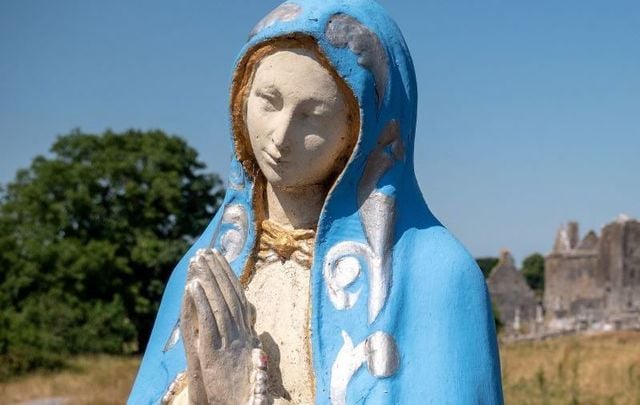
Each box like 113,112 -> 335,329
487,250 -> 542,336
544,214 -> 640,333
488,214 -> 640,339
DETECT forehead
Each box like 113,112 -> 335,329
251,49 -> 339,95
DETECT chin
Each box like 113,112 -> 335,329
267,178 -> 301,189
260,165 -> 323,188
263,174 -> 296,188
265,175 -> 312,189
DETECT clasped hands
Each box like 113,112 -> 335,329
180,248 -> 267,405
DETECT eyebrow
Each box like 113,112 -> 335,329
253,86 -> 283,102
254,85 -> 279,95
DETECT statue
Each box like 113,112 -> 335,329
129,1 -> 504,404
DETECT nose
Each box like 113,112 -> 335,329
270,111 -> 295,156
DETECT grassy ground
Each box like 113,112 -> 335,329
501,331 -> 640,404
2,331 -> 640,404
0,355 -> 139,405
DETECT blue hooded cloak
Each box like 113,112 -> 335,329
129,1 -> 504,403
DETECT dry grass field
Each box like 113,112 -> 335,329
1,331 -> 640,404
501,331 -> 640,404
0,355 -> 139,405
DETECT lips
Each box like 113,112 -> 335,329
262,149 -> 288,166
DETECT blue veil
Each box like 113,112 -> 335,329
129,1 -> 503,403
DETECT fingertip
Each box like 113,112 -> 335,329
195,248 -> 208,257
212,249 -> 227,266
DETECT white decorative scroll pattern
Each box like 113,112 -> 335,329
214,204 -> 248,263
228,161 -> 246,191
322,197 -> 393,324
249,2 -> 302,38
326,13 -> 389,108
330,331 -> 400,405
323,120 -> 405,403
358,192 -> 395,324
163,319 -> 181,353
324,241 -> 368,311
323,120 -> 403,323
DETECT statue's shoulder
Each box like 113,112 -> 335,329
390,226 -> 503,404
397,224 -> 485,293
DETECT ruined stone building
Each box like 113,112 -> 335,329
487,250 -> 539,335
544,215 -> 640,332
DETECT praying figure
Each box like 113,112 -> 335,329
129,1 -> 504,404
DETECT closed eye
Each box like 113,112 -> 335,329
254,87 -> 283,111
299,99 -> 331,119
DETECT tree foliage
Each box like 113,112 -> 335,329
492,302 -> 504,333
522,252 -> 545,294
476,257 -> 499,278
0,129 -> 224,378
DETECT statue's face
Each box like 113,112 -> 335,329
246,48 -> 351,188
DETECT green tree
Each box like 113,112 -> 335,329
0,129 -> 224,378
476,257 -> 499,278
492,302 -> 504,333
522,252 -> 545,294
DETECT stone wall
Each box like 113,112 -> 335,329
487,250 -> 538,334
602,218 -> 640,313
543,215 -> 640,333
544,253 -> 602,318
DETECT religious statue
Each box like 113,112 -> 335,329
129,0 -> 504,404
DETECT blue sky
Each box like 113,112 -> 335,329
1,0 -> 638,263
